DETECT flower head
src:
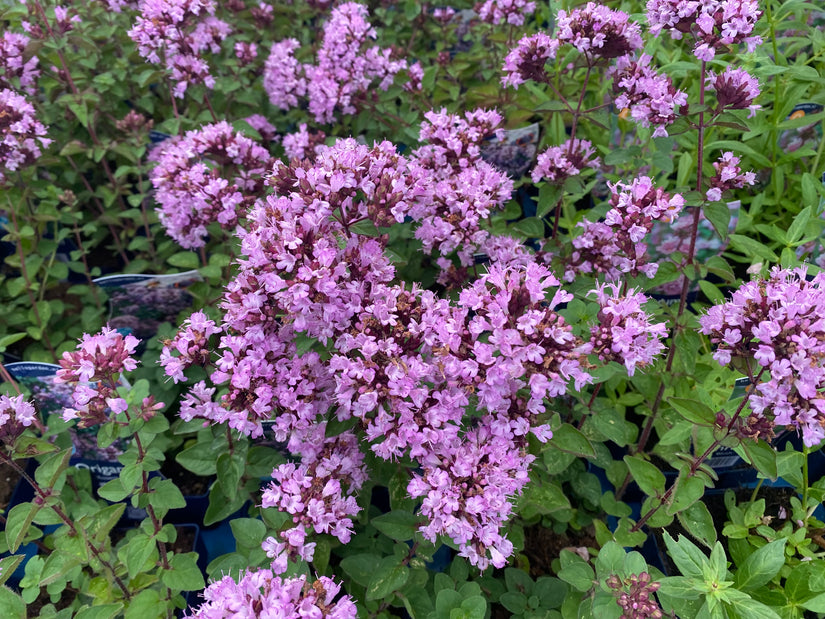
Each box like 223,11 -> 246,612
0,394 -> 37,445
531,138 -> 599,184
647,0 -> 762,61
0,88 -> 51,184
502,33 -> 558,88
556,3 -> 643,61
700,267 -> 825,446
186,571 -> 357,618
707,67 -> 760,117
611,54 -> 688,137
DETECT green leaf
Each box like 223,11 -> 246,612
366,556 -> 409,601
167,252 -> 200,269
176,443 -> 219,476
35,448 -> 72,488
97,478 -> 130,503
739,441 -> 778,481
0,555 -> 25,587
788,205 -> 813,243
551,424 -> 595,458
801,592 -> 825,612
216,452 -> 242,501
623,455 -> 666,497
663,533 -> 707,579
677,501 -> 717,548
703,201 -> 732,240
204,482 -> 246,527
0,587 -> 25,618
668,397 -> 717,426
511,217 -> 545,238
699,280 -> 726,304
708,542 -> 727,581
658,576 -> 702,599
230,518 -> 266,549
120,533 -> 157,580
147,477 -> 186,511
558,556 -> 594,593
667,474 -> 706,515
505,567 -> 534,595
725,596 -> 781,619
457,595 -> 486,619
436,589 -> 463,615
341,554 -> 381,588
728,235 -> 778,263
162,553 -> 206,592
86,504 -> 127,546
66,99 -> 89,128
74,604 -> 124,619
520,481 -> 571,514
372,510 -> 421,541
6,502 -> 40,553
124,590 -> 167,619
734,539 -> 786,590
500,591 -> 527,614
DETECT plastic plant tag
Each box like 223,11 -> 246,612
779,103 -> 824,155
5,362 -> 129,489
93,270 -> 202,342
480,122 -> 540,180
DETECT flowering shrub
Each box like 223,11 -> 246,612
1,0 -> 825,617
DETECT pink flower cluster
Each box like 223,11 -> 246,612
0,88 -> 50,184
100,0 -> 139,12
160,311 -> 221,383
164,135 -> 595,569
281,123 -> 326,161
53,5 -> 82,33
607,572 -> 663,619
173,138 -> 420,435
261,428 -> 366,573
401,109 -> 514,281
476,0 -> 536,27
531,138 -> 600,184
263,3 -> 406,123
556,2 -> 643,60
0,32 -> 39,94
0,394 -> 37,445
706,151 -> 756,201
700,267 -> 825,447
501,33 -> 558,89
611,54 -> 688,137
150,121 -> 273,248
404,263 -> 591,568
707,66 -> 760,117
503,4 -> 642,87
243,114 -> 278,144
587,282 -> 667,376
647,0 -> 762,61
185,571 -> 357,619
128,0 -> 231,97
55,327 -> 139,427
565,176 -> 684,281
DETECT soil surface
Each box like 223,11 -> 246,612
162,457 -> 213,497
522,523 -> 598,578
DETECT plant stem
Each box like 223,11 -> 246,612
622,61 -> 709,484
803,443 -> 810,518
0,451 -> 132,599
72,225 -> 103,310
630,369 -> 764,532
